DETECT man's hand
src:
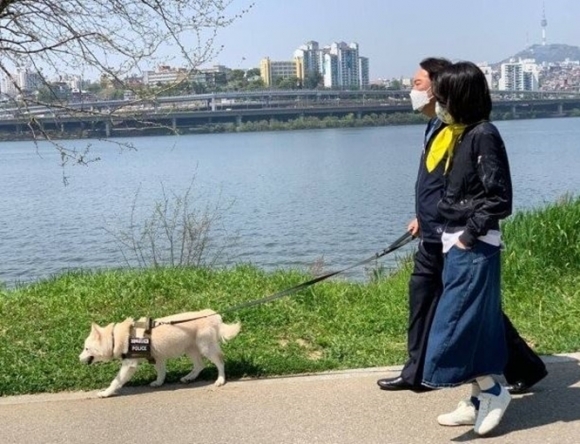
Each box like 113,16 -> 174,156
407,218 -> 420,237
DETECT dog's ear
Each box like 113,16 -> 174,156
91,323 -> 102,339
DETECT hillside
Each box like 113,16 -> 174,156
498,43 -> 580,65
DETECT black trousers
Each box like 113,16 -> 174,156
400,241 -> 547,387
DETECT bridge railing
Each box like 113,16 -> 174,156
0,89 -> 579,120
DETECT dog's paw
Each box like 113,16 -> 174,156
150,380 -> 164,388
214,377 -> 225,387
97,390 -> 114,398
180,376 -> 193,384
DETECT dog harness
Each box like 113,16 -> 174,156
120,317 -> 156,363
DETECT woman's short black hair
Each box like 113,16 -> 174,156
432,61 -> 492,124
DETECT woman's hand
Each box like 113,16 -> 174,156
455,240 -> 470,250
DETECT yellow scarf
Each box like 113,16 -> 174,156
426,123 -> 467,173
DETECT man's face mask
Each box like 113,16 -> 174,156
435,102 -> 455,124
409,88 -> 432,111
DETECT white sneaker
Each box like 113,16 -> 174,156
437,399 -> 477,426
474,386 -> 511,436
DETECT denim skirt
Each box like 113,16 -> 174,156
422,241 -> 507,388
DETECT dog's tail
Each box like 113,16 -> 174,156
219,321 -> 241,342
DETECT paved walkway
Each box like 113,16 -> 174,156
1,353 -> 579,444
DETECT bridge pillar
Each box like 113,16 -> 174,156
357,111 -> 362,119
558,102 -> 564,115
236,115 -> 242,125
172,117 -> 177,132
511,105 -> 517,118
105,121 -> 111,138
211,96 -> 216,111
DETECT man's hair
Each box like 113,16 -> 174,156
432,61 -> 492,124
419,57 -> 452,80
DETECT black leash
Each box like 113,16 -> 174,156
155,231 -> 415,327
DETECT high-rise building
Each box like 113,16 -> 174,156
323,42 -> 361,88
293,40 -> 370,89
294,41 -> 321,83
499,59 -> 539,91
322,53 -> 339,88
1,67 -> 43,97
359,57 -> 370,88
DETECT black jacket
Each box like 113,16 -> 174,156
437,121 -> 513,247
415,118 -> 447,243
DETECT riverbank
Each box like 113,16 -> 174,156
0,197 -> 579,396
0,109 -> 579,142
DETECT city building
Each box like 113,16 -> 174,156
477,63 -> 494,89
322,52 -> 339,88
259,58 -> 297,87
329,42 -> 360,88
293,40 -> 370,89
190,65 -> 230,88
359,57 -> 370,88
143,65 -> 190,86
143,64 -> 230,87
499,59 -> 539,91
294,41 -> 322,84
1,67 -> 43,97
538,60 -> 580,91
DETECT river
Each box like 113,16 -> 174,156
0,117 -> 579,285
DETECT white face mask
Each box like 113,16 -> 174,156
435,102 -> 455,124
409,88 -> 432,111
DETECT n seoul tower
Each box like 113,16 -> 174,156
541,3 -> 548,46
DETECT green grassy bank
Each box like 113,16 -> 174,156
1,197 -> 579,396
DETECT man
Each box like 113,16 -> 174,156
377,57 -> 547,396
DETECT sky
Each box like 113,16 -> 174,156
204,0 -> 580,79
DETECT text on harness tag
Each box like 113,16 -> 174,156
129,337 -> 151,355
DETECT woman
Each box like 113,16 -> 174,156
421,61 -> 513,436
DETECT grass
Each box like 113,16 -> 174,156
1,197 -> 579,396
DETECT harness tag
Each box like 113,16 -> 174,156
128,337 -> 151,356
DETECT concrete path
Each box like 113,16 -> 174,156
1,354 -> 579,444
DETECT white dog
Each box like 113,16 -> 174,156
79,309 -> 241,398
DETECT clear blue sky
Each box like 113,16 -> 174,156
208,0 -> 580,79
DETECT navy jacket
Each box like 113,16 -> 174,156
438,121 -> 513,247
415,118 -> 447,244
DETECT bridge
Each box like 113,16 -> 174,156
1,89 -> 579,138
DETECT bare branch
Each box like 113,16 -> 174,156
0,0 -> 252,173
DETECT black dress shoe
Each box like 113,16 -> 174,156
506,370 -> 548,395
506,380 -> 532,394
506,370 -> 548,394
376,376 -> 432,392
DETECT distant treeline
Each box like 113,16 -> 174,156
0,109 -> 579,141
197,108 -> 580,134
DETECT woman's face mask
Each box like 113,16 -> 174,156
435,102 -> 455,124
409,88 -> 432,111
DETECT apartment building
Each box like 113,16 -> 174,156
499,59 -> 540,91
259,58 -> 297,87
293,40 -> 370,89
